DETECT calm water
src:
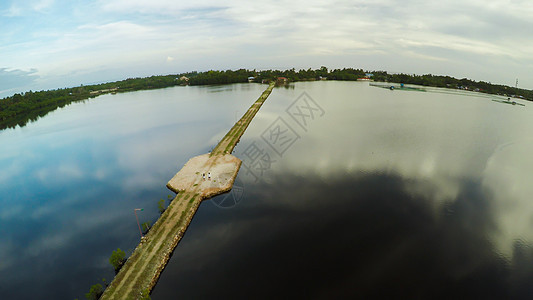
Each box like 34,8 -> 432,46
0,84 -> 264,299
152,81 -> 533,299
2,82 -> 533,298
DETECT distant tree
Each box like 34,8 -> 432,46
85,283 -> 103,300
158,199 -> 165,214
317,66 -> 328,77
109,248 -> 126,273
2,68 -> 532,132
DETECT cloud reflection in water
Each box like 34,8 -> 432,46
155,172 -> 533,298
153,81 -> 533,298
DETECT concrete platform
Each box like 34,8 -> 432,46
166,153 -> 242,199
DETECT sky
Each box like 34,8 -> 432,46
1,0 -> 533,97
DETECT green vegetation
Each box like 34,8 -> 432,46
184,67 -> 532,100
371,71 -> 532,100
141,222 -> 151,234
2,67 -> 531,131
85,283 -> 103,300
0,75 -> 182,130
140,289 -> 151,300
210,82 -> 275,156
109,248 -> 126,273
158,198 -> 165,214
186,69 -> 252,85
102,191 -> 198,299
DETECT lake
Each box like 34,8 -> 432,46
1,81 -> 533,298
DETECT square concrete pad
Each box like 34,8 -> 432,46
167,153 -> 242,198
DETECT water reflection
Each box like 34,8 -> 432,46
239,81 -> 533,259
153,172 -> 533,298
2,81 -> 532,298
483,139 -> 533,257
0,83 -> 266,299
153,81 -> 533,298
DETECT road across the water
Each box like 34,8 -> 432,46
101,82 -> 275,299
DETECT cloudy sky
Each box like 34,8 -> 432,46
1,0 -> 532,97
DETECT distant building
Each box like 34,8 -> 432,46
277,77 -> 288,83
248,76 -> 255,82
179,76 -> 189,81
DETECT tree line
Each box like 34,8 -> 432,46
1,67 -> 531,130
371,71 -> 532,99
0,75 -> 181,130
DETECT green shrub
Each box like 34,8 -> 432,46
109,248 -> 126,273
142,222 -> 151,234
85,283 -> 103,300
158,199 -> 165,214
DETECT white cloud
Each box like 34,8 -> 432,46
32,0 -> 54,12
1,0 -> 55,16
98,0 -> 226,15
1,3 -> 22,17
2,0 -> 533,95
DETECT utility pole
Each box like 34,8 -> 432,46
134,208 -> 144,238
516,78 -> 518,88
